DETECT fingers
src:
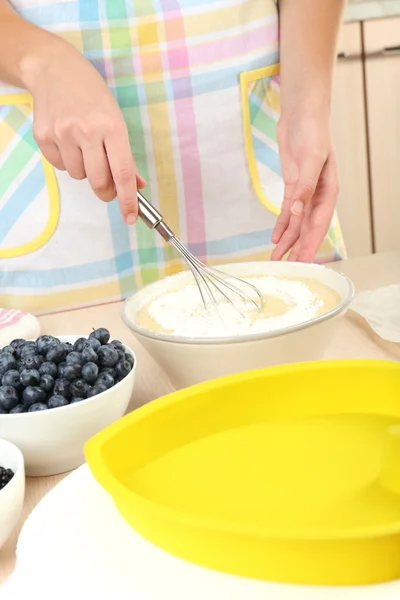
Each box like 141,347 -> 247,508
105,133 -> 139,224
34,117 -> 146,222
271,198 -> 292,246
59,145 -> 86,180
270,210 -> 304,260
32,123 -> 66,171
290,153 -> 325,218
290,155 -> 338,263
38,141 -> 66,172
81,142 -> 116,202
272,150 -> 328,260
272,156 -> 298,245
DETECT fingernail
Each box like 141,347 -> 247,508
291,200 -> 304,216
126,213 -> 137,225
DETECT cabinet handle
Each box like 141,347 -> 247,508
382,45 -> 400,56
337,51 -> 349,59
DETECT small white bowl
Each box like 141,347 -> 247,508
0,438 -> 25,550
123,261 -> 354,389
0,336 -> 136,477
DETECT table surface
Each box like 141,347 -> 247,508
1,251 -> 399,586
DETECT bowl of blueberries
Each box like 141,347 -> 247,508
0,437 -> 25,550
0,328 -> 136,476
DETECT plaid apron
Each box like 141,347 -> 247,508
0,0 -> 346,314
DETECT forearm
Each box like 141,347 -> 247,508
279,0 -> 345,116
0,0 -> 68,91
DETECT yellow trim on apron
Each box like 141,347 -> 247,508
0,93 -> 60,258
240,63 -> 281,216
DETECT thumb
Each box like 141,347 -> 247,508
290,155 -> 325,216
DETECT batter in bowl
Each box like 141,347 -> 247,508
135,276 -> 341,339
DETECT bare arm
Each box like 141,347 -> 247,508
279,0 -> 345,116
0,0 -> 61,89
0,0 -> 144,224
272,0 -> 346,262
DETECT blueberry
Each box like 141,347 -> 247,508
36,335 -> 57,356
2,345 -> 15,355
22,386 -> 46,408
0,352 -> 17,375
109,340 -> 124,352
69,379 -> 89,398
124,353 -> 134,367
28,402 -> 48,412
21,354 -> 44,371
97,345 -> 118,368
73,338 -> 87,352
46,343 -> 67,364
10,404 -> 25,414
81,362 -> 99,385
115,360 -> 132,380
86,384 -> 108,398
99,367 -> 116,379
81,346 -> 98,365
39,361 -> 58,378
63,342 -> 74,354
58,362 -> 67,378
84,338 -> 101,352
40,374 -> 55,393
10,339 -> 26,350
18,341 -> 38,359
115,349 -> 125,362
70,397 -> 85,404
95,373 -> 114,389
89,328 -> 110,345
20,369 -> 41,387
2,369 -> 22,390
53,378 -> 71,399
0,386 -> 19,411
66,351 -> 84,367
64,364 -> 82,381
48,395 -> 69,409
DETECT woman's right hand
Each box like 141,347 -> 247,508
25,40 -> 145,225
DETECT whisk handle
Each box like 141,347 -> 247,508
137,191 -> 174,242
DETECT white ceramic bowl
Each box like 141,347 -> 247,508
0,336 -> 136,477
123,261 -> 354,389
0,438 -> 25,550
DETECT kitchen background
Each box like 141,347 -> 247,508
334,0 -> 400,257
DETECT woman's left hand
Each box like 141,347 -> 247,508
271,109 -> 339,262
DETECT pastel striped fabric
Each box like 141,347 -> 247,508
0,0 -> 345,314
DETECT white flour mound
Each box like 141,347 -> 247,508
146,276 -> 324,338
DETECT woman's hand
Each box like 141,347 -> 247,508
271,109 -> 339,262
26,40 -> 145,224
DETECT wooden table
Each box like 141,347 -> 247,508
1,251 -> 399,586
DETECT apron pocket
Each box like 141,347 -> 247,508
0,93 -> 60,259
240,63 -> 283,216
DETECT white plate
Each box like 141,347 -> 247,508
4,465 -> 400,600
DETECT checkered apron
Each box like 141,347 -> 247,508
0,0 -> 346,314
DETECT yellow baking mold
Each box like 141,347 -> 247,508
85,359 -> 400,586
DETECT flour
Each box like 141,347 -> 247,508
145,276 -> 325,338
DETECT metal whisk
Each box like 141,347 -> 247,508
137,191 -> 264,316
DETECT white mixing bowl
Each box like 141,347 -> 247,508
0,336 -> 136,477
0,438 -> 25,550
123,261 -> 354,389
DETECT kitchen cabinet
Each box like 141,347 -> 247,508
364,17 -> 400,253
332,22 -> 373,257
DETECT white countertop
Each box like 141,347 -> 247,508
345,0 -> 400,22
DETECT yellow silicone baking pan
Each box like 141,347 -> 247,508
85,359 -> 400,586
